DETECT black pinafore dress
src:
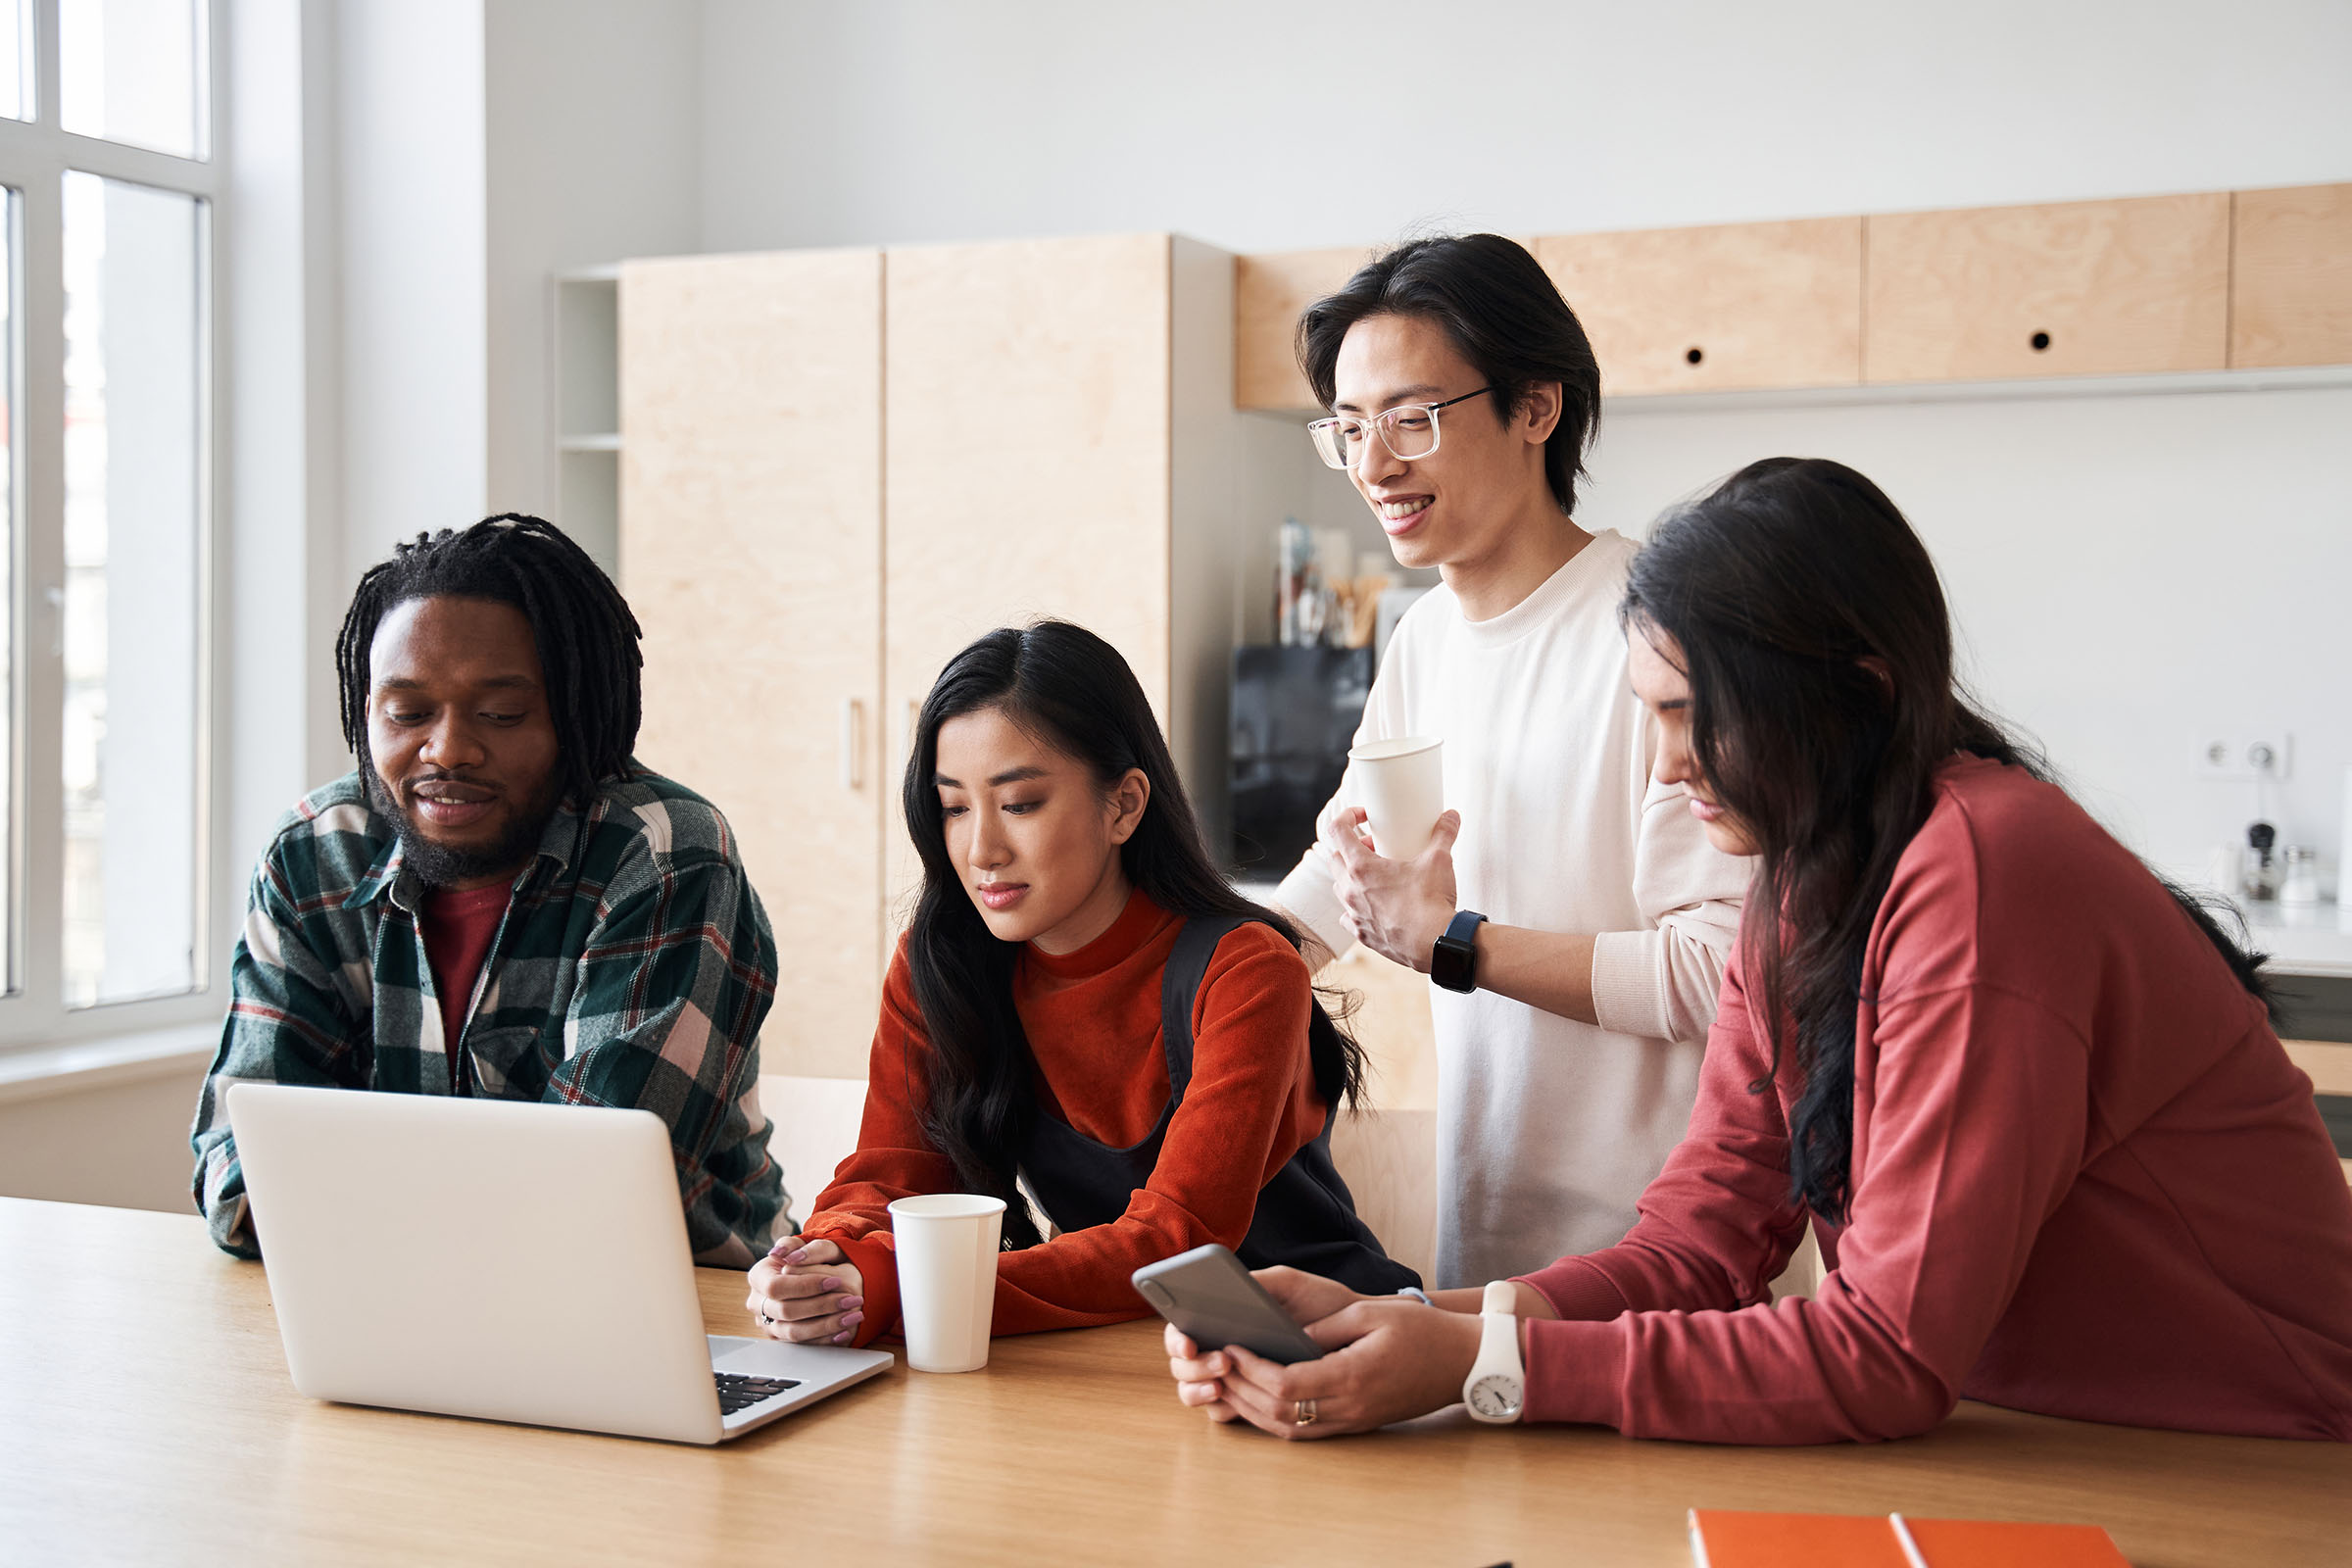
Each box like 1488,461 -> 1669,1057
1015,913 -> 1421,1294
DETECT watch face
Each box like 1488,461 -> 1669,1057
1431,938 -> 1473,993
1467,1374 -> 1522,1420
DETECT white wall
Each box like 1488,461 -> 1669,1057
336,0 -> 706,600
336,0 -> 488,577
696,0 -> 2352,883
483,0 -> 703,567
226,0 -> 347,876
698,0 -> 2352,254
0,1059 -> 211,1213
1580,386 -> 2352,884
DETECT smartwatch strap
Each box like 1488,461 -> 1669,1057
1434,908 -> 1488,993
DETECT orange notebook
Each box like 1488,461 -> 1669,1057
1688,1509 -> 2132,1567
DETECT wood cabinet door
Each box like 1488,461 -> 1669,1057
619,250 -> 885,1079
1234,247 -> 1373,410
2230,183 -> 2352,368
1865,193 -> 2230,383
882,233 -> 1175,928
1535,218 -> 1863,395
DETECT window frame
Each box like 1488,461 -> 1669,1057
0,0 -> 224,1054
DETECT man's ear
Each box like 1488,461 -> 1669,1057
1106,768 -> 1151,847
1518,379 -> 1563,445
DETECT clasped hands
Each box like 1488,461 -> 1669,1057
1321,800 -> 1462,974
746,1235 -> 867,1345
1163,1266 -> 1485,1439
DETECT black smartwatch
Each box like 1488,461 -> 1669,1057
1430,910 -> 1488,994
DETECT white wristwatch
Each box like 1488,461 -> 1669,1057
1463,1279 -> 1525,1424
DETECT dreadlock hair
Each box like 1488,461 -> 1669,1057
334,514 -> 643,804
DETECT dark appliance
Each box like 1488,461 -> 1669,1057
1228,645 -> 1374,875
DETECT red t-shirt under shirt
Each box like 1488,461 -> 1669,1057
419,883 -> 512,1086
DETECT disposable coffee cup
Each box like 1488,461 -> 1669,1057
888,1194 -> 1006,1373
1347,735 -> 1445,859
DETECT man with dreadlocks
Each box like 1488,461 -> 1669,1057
190,514 -> 786,1264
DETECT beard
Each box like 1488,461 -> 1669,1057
363,760 -> 564,891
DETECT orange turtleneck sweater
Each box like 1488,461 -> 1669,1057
804,889 -> 1328,1344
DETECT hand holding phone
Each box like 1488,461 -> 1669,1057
1131,1245 -> 1326,1364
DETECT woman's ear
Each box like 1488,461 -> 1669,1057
1105,768 -> 1151,847
1858,655 -> 1895,701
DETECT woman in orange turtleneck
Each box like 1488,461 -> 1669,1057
745,621 -> 1418,1348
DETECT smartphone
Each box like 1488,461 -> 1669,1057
1131,1244 -> 1324,1364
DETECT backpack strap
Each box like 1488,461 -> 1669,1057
1157,913 -> 1250,1100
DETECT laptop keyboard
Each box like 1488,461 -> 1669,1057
714,1371 -> 803,1416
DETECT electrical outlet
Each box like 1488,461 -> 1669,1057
2196,733 -> 2294,781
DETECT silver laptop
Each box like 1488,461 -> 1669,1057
226,1082 -> 892,1444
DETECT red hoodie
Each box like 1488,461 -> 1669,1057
1517,759 -> 2352,1444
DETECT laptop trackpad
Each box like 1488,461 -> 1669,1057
710,1335 -> 893,1379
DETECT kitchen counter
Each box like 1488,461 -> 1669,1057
2235,898 -> 2352,980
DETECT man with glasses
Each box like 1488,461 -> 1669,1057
1274,235 -> 1749,1288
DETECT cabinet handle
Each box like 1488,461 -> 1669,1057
840,698 -> 863,790
906,698 -> 921,752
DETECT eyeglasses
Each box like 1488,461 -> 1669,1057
1306,387 -> 1494,470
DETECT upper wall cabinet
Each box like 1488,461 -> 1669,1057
2230,182 -> 2352,368
1234,247 -> 1369,411
1536,217 -> 1863,395
1234,186 -> 2347,408
1864,194 -> 2230,383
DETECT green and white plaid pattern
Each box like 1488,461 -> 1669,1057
192,762 -> 788,1265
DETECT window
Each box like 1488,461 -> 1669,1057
0,0 -> 218,1048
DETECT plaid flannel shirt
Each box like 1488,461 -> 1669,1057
191,761 -> 788,1265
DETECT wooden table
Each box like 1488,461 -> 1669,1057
4,1199 -> 2346,1565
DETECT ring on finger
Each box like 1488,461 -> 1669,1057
1293,1397 -> 1318,1428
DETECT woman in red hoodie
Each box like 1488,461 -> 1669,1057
748,620 -> 1416,1348
1168,457 -> 2352,1444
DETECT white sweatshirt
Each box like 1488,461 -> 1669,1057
1278,530 -> 1752,1286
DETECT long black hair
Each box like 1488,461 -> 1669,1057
902,620 -> 1368,1250
334,514 -> 643,803
1298,233 -> 1602,514
1622,458 -> 2272,1222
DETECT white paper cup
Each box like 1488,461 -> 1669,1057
888,1194 -> 1006,1373
1348,735 -> 1445,859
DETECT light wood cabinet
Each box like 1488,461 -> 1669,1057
1234,187 -> 2351,407
2230,183 -> 2352,368
2281,1041 -> 2352,1188
1233,247 -> 1369,411
1328,944 -> 1436,1111
883,233 -> 1178,811
622,235 -> 1254,1077
1864,193 -> 2230,383
1535,217 -> 1863,394
2283,1039 -> 2352,1096
618,250 -> 887,1079
1330,1107 -> 1435,1283
882,233 -> 1252,935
